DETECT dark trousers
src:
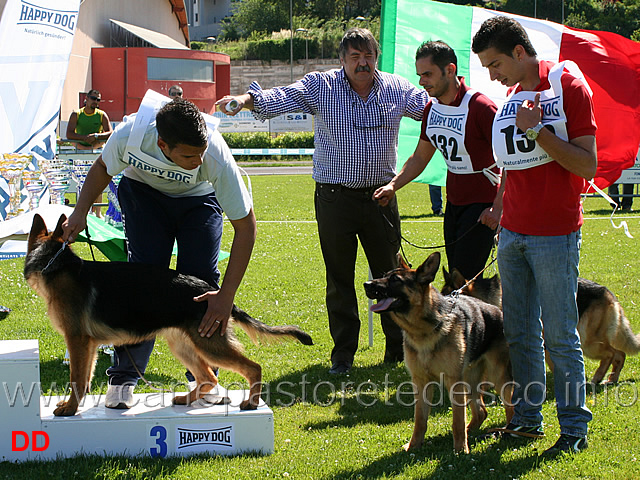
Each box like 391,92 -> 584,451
443,201 -> 496,280
608,183 -> 634,209
107,176 -> 223,386
314,183 -> 404,365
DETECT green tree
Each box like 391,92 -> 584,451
500,0 -> 640,39
221,0 -> 381,40
226,0 -> 289,37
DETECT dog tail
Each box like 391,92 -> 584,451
231,305 -> 313,346
610,303 -> 640,355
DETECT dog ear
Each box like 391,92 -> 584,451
51,214 -> 68,241
416,252 -> 440,286
27,214 -> 48,253
442,267 -> 450,284
397,253 -> 411,270
450,269 -> 467,289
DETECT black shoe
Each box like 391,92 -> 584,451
481,422 -> 544,440
542,434 -> 588,457
329,361 -> 351,375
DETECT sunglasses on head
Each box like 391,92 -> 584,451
87,95 -> 101,102
169,91 -> 183,97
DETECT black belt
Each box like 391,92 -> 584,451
317,182 -> 383,197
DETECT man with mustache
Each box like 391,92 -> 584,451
218,28 -> 427,374
374,40 -> 501,282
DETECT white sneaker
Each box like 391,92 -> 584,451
105,384 -> 135,409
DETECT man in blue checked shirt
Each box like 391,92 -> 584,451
218,28 -> 428,375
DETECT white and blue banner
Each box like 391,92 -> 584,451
0,0 -> 80,220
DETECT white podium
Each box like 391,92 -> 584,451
0,340 -> 274,462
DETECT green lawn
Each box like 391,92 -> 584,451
1,175 -> 640,479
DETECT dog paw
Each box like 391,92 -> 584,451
172,394 -> 189,405
53,403 -> 77,416
454,444 -> 470,454
239,399 -> 258,410
403,441 -> 421,451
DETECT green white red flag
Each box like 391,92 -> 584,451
381,0 -> 640,189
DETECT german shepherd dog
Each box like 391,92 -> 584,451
442,268 -> 640,384
364,252 -> 514,453
24,214 -> 313,416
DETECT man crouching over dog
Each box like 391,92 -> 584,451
62,90 -> 256,409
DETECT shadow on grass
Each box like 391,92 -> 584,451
322,428 -> 546,479
0,451 -> 257,479
400,212 -> 441,220
584,207 -> 622,216
261,361 -> 510,431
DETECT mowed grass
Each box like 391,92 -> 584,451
1,174 -> 640,479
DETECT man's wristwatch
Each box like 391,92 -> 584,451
525,123 -> 544,141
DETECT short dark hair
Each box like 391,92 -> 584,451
87,89 -> 101,98
155,98 -> 207,149
168,85 -> 183,97
471,16 -> 537,58
339,27 -> 380,60
415,40 -> 457,74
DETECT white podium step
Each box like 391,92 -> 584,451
0,340 -> 274,462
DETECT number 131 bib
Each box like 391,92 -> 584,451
491,61 -> 588,170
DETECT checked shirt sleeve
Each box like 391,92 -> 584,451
403,81 -> 429,121
247,77 -> 320,121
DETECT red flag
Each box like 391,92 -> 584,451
560,27 -> 640,188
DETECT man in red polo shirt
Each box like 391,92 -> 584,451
472,15 -> 597,456
375,40 -> 500,281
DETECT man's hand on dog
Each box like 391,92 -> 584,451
62,212 -> 87,243
195,290 -> 233,337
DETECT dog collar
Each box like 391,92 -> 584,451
41,241 -> 69,274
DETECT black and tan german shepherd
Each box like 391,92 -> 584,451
364,252 -> 514,453
24,214 -> 313,416
442,268 -> 640,384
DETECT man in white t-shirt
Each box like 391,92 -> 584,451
63,95 -> 256,409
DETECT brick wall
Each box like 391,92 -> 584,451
229,59 -> 341,95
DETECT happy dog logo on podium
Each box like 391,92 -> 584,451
176,425 -> 234,452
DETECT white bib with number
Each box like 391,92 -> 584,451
425,89 -> 474,174
491,61 -> 588,170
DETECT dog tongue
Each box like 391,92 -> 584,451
370,298 -> 394,313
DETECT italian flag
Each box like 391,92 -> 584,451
381,0 -> 640,189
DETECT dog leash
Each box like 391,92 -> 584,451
120,345 -> 170,392
377,203 -> 489,268
83,225 -> 97,261
379,204 -> 484,250
447,228 -> 500,301
448,256 -> 498,301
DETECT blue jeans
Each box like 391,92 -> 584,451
498,228 -> 592,437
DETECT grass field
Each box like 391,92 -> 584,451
1,175 -> 640,479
